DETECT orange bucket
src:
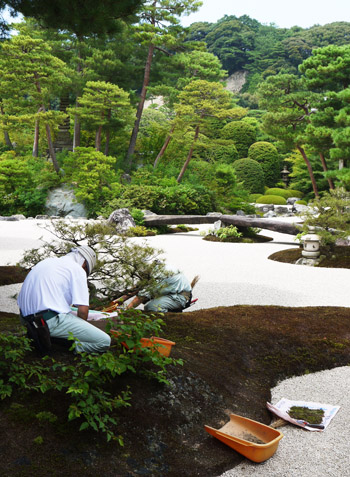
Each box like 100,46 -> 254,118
110,331 -> 175,357
205,413 -> 283,463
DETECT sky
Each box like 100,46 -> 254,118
181,0 -> 350,29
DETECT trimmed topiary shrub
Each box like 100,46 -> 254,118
208,140 -> 239,163
265,188 -> 303,199
249,193 -> 264,202
295,200 -> 307,205
102,184 -> 216,215
221,121 -> 257,158
287,189 -> 304,199
248,141 -> 280,187
232,158 -> 264,194
256,195 -> 287,205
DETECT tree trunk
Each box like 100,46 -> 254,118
45,122 -> 60,174
154,124 -> 175,168
0,105 -> 12,149
33,119 -> 39,157
177,123 -> 200,183
125,42 -> 155,170
104,109 -> 111,155
3,129 -> 12,149
297,146 -> 319,198
73,41 -> 83,151
143,214 -> 301,235
105,128 -> 110,156
73,110 -> 81,151
319,152 -> 334,190
95,125 -> 102,151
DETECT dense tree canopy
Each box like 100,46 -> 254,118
1,0 -> 144,35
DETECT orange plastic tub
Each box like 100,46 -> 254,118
204,413 -> 283,463
110,331 -> 175,357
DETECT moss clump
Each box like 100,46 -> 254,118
256,195 -> 287,205
287,406 -> 324,424
265,188 -> 303,199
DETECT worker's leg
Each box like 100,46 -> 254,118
47,313 -> 111,353
144,294 -> 186,313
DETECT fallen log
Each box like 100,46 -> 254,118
143,214 -> 302,236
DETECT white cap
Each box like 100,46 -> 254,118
76,245 -> 96,275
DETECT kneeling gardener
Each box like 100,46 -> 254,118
17,245 -> 111,353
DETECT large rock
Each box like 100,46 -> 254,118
45,185 -> 87,218
108,208 -> 135,233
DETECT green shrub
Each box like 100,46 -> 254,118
0,151 -> 58,216
256,195 -> 287,205
287,189 -> 304,198
103,184 -> 216,216
221,121 -> 257,158
0,311 -> 182,443
248,141 -> 280,187
265,188 -> 303,199
127,226 -> 155,237
232,158 -> 265,194
207,140 -> 239,163
249,193 -> 263,202
130,208 -> 145,226
295,200 -> 307,205
62,147 -> 121,217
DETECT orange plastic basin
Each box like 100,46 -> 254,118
110,331 -> 175,357
204,413 -> 283,463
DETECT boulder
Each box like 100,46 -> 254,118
45,185 -> 87,218
287,197 -> 300,205
255,204 -> 274,213
274,205 -> 290,215
264,210 -> 277,218
213,220 -> 223,230
108,208 -> 135,233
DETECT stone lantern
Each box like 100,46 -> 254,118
281,166 -> 290,186
302,227 -> 320,258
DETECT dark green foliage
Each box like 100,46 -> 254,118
221,121 -> 257,158
207,140 -> 239,163
5,0 -> 143,36
232,158 -> 264,194
103,184 -> 216,216
185,16 -> 350,94
256,195 -> 287,205
0,151 -> 58,217
248,141 -> 281,187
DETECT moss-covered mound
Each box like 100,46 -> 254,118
2,267 -> 350,476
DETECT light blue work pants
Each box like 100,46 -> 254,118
144,293 -> 187,313
47,313 -> 111,353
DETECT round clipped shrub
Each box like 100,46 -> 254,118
265,188 -> 303,199
248,141 -> 280,187
249,193 -> 263,202
209,140 -> 239,163
287,189 -> 304,199
295,200 -> 307,205
232,158 -> 264,194
256,195 -> 287,205
221,121 -> 257,158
